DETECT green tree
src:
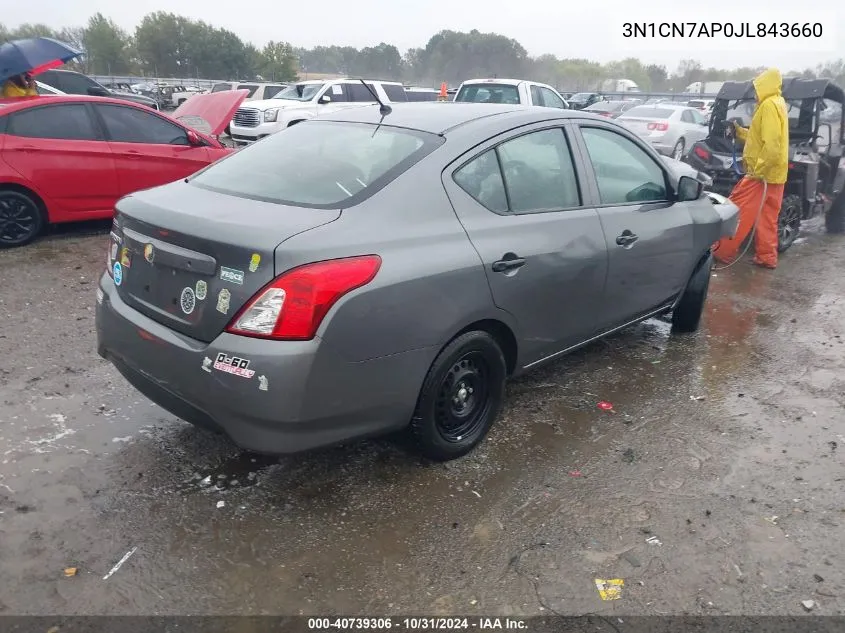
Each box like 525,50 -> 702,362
84,13 -> 131,74
260,40 -> 297,82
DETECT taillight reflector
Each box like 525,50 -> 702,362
647,121 -> 669,131
226,255 -> 382,341
693,146 -> 711,160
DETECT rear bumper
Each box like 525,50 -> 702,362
95,274 -> 433,454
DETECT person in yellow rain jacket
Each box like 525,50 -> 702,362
714,67 -> 789,269
2,73 -> 38,98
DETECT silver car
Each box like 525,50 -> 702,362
96,103 -> 738,462
618,104 -> 709,159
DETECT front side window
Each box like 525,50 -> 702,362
96,104 -> 188,145
530,85 -> 543,106
580,127 -> 668,204
347,83 -> 378,102
264,85 -> 284,98
189,121 -> 439,208
59,72 -> 101,95
454,128 -> 581,214
381,84 -> 408,102
540,87 -> 565,109
8,104 -> 99,141
236,84 -> 259,98
211,83 -> 232,93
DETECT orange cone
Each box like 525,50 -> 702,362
438,82 -> 448,101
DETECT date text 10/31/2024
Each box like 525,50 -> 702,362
622,22 -> 824,38
307,618 -> 529,630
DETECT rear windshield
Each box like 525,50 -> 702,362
406,90 -> 438,102
623,107 -> 674,118
189,121 -> 443,208
455,84 -> 520,104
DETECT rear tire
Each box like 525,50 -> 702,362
672,138 -> 686,160
825,191 -> 845,234
671,254 -> 713,334
410,331 -> 507,461
777,194 -> 802,252
0,188 -> 44,248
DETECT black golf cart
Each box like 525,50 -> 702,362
683,78 -> 845,252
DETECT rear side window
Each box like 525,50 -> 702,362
189,121 -> 442,208
347,84 -> 378,102
381,84 -> 407,102
237,84 -> 259,97
8,104 -> 99,141
96,104 -> 188,145
454,128 -> 581,213
455,84 -> 520,105
211,83 -> 232,93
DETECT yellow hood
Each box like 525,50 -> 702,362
753,68 -> 782,103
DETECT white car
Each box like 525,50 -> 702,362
617,103 -> 709,159
454,78 -> 569,109
228,79 -> 408,146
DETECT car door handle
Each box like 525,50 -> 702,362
492,256 -> 526,273
616,232 -> 639,247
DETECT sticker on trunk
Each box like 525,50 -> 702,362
195,280 -> 208,301
201,356 -> 212,373
213,353 -> 255,378
219,267 -> 244,285
109,242 -> 118,261
144,244 -> 155,264
216,288 -> 231,314
180,287 -> 196,315
120,247 -> 131,268
113,262 -> 123,286
249,254 -> 261,273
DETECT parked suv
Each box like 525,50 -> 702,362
227,79 -> 408,146
454,78 -> 569,109
37,69 -> 160,110
210,81 -> 286,101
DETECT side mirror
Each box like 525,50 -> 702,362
677,175 -> 703,202
87,86 -> 110,97
186,130 -> 202,146
319,94 -> 332,104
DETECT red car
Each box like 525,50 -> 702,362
0,90 -> 247,247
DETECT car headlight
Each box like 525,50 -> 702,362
264,109 -> 279,122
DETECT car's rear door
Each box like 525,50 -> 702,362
2,102 -> 119,216
443,123 -> 608,365
570,120 -> 694,327
92,103 -> 212,195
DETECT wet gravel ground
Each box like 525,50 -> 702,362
0,220 -> 843,617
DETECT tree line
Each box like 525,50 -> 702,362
2,14 -> 844,91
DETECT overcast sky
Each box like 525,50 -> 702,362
6,0 -> 844,71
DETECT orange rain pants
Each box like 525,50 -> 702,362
714,176 -> 785,269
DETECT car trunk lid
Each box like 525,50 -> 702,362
111,180 -> 341,343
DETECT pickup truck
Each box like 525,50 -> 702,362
453,78 -> 569,109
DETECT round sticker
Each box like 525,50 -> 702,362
113,261 -> 123,286
180,287 -> 196,315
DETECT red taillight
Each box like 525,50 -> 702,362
647,121 -> 669,131
788,162 -> 795,169
694,146 -> 711,160
226,255 -> 382,341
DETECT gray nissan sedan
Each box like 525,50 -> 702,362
96,102 -> 739,462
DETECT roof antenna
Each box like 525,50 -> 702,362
359,79 -> 392,117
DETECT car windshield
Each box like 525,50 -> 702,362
455,84 -> 520,104
272,83 -> 324,101
189,121 -> 442,208
623,107 -> 675,118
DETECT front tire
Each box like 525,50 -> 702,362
410,331 -> 507,461
0,189 -> 44,248
671,254 -> 713,334
672,138 -> 686,160
777,194 -> 802,252
825,191 -> 845,234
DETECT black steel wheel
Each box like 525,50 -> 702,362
410,331 -> 507,461
0,189 -> 43,248
777,194 -> 802,253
